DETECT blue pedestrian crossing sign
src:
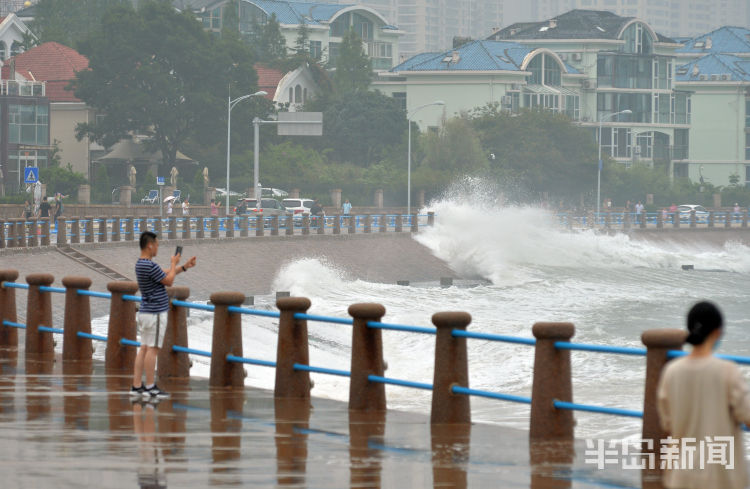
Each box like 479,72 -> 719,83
24,167 -> 39,184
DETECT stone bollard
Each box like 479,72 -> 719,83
673,211 -> 680,228
239,216 -> 248,237
395,214 -> 403,232
431,311 -> 471,424
743,210 -> 748,228
0,270 -> 20,348
111,216 -> 121,242
209,291 -> 246,388
725,211 -> 732,228
28,218 -> 38,247
6,220 -> 16,248
125,216 -> 135,242
209,217 -> 218,238
0,220 -> 5,249
530,322 -> 575,441
40,218 -> 50,246
316,215 -> 325,235
16,219 -> 27,247
196,216 -> 205,239
155,216 -> 163,237
158,286 -> 191,379
168,216 -> 177,239
84,216 -> 95,243
349,215 -> 356,234
255,214 -> 265,237
640,213 -> 647,229
411,214 -> 419,233
333,214 -> 341,235
274,297 -> 312,399
348,303 -> 386,411
302,216 -> 310,235
641,329 -> 686,454
226,216 -> 235,238
271,215 -> 279,236
285,214 -> 294,236
70,218 -> 80,244
97,217 -> 107,242
137,216 -> 148,235
104,281 -> 139,371
182,216 -> 191,239
708,211 -> 715,228
363,214 -> 372,234
379,215 -> 387,233
657,213 -> 663,229
604,212 -> 611,229
623,212 -> 631,230
62,276 -> 93,362
25,273 -> 55,359
428,211 -> 435,226
689,209 -> 696,228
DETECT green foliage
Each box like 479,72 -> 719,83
29,0 -> 129,47
135,169 -> 156,204
332,29 -> 372,93
320,90 -> 407,166
294,23 -> 309,56
254,13 -> 287,64
40,164 -> 87,199
91,165 -> 111,203
74,0 -> 259,168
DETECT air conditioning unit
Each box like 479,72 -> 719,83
582,79 -> 596,89
572,53 -> 582,61
559,53 -> 568,61
501,95 -> 512,105
721,74 -> 730,80
510,83 -> 522,91
699,74 -> 708,80
710,74 -> 719,81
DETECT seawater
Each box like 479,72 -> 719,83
91,200 -> 750,443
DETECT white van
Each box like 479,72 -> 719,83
282,198 -> 314,216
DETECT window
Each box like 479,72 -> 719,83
238,2 -> 267,33
746,132 -> 750,161
746,99 -> 750,128
392,92 -> 406,110
674,163 -> 689,179
330,13 -> 350,37
599,127 -> 632,158
526,53 -> 561,86
8,104 -> 49,145
10,41 -> 22,58
597,92 -> 651,123
353,13 -> 373,41
288,87 -> 294,103
328,42 -> 340,65
673,93 -> 690,124
746,165 -> 750,187
0,41 -> 5,61
294,84 -> 302,104
597,54 -> 652,89
523,93 -> 560,112
653,93 -> 671,124
636,132 -> 652,158
6,149 -> 48,193
622,22 -> 652,54
564,95 -> 580,120
310,40 -> 322,60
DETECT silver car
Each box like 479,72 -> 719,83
678,204 -> 709,222
235,198 -> 291,216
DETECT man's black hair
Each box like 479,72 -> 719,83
139,231 -> 158,250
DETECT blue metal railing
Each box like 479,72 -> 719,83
293,363 -> 351,377
368,375 -> 433,390
77,331 -> 107,342
293,312 -> 351,325
452,330 -> 536,346
367,321 -> 436,335
226,354 -> 276,368
3,320 -> 26,329
554,400 -> 643,418
452,386 -> 531,404
172,345 -> 211,357
38,326 -> 64,334
227,305 -> 280,318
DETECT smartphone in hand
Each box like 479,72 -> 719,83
175,246 -> 183,256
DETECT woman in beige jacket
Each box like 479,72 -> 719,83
657,301 -> 750,489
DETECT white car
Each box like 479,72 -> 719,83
678,204 -> 709,221
282,198 -> 314,216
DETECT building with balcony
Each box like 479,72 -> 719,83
175,0 -> 402,71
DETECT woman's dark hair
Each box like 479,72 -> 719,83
685,301 -> 723,345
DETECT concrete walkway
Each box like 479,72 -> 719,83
0,347 -> 655,489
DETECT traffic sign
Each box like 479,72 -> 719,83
277,112 -> 323,136
24,167 -> 39,184
157,176 -> 165,186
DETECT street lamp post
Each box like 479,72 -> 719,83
226,90 -> 267,213
407,100 -> 445,216
597,109 -> 632,216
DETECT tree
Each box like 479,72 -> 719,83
332,29 -> 372,93
29,0 -> 129,47
257,13 -> 287,64
73,0 -> 259,169
294,23 -> 310,56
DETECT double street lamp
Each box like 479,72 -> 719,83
407,100 -> 445,216
226,90 -> 267,212
597,109 -> 632,216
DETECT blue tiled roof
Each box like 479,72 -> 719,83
676,26 -> 750,54
250,0 -> 352,25
676,53 -> 750,82
391,40 -> 580,74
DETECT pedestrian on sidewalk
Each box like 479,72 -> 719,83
131,231 -> 196,400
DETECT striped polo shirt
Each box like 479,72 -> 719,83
135,258 -> 169,313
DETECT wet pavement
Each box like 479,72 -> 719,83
0,348 -> 655,489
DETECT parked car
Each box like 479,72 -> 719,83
282,198 -> 314,216
678,204 -> 709,222
234,198 -> 291,216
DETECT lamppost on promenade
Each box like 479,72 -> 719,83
226,90 -> 267,213
597,109 -> 632,216
407,100 -> 444,216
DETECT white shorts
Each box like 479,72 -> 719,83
137,311 -> 168,348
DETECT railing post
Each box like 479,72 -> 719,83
348,303 -> 386,411
138,216 -> 148,234
285,214 -> 294,236
707,211 -> 714,228
302,216 -> 310,235
333,214 -> 341,235
104,281 -> 139,371
225,216 -> 235,238
623,212 -> 631,230
743,210 -> 748,228
640,213 -> 647,229
239,216 -> 248,237
0,220 -> 5,249
155,216 -> 163,237
16,219 -> 27,247
209,291 -> 246,388
363,214 -> 372,234
112,216 -> 121,242
6,220 -> 16,248
196,216 -> 205,239
641,329 -> 686,454
70,218 -> 80,244
211,216 -> 220,238
689,209 -> 696,228
125,216 -> 135,242
428,211 -> 435,226
84,216 -> 94,243
274,297 -> 312,399
0,270 -> 20,348
431,311 -> 471,424
62,276 -> 92,362
673,211 -> 680,228
348,215 -> 356,234
317,215 -> 325,235
255,215 -> 264,237
158,286 -> 191,379
97,217 -> 107,242
168,216 -> 177,239
40,218 -> 50,246
56,217 -> 68,246
656,212 -> 663,229
725,211 -> 732,228
25,273 -> 55,359
182,217 -> 192,239
395,214 -> 403,232
411,214 -> 419,233
28,218 -> 38,247
530,322 -> 575,441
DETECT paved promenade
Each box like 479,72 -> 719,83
0,346 -> 651,489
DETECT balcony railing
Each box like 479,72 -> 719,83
1,80 -> 46,97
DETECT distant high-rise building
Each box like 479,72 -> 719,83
528,0 -> 749,38
327,0 -> 503,58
